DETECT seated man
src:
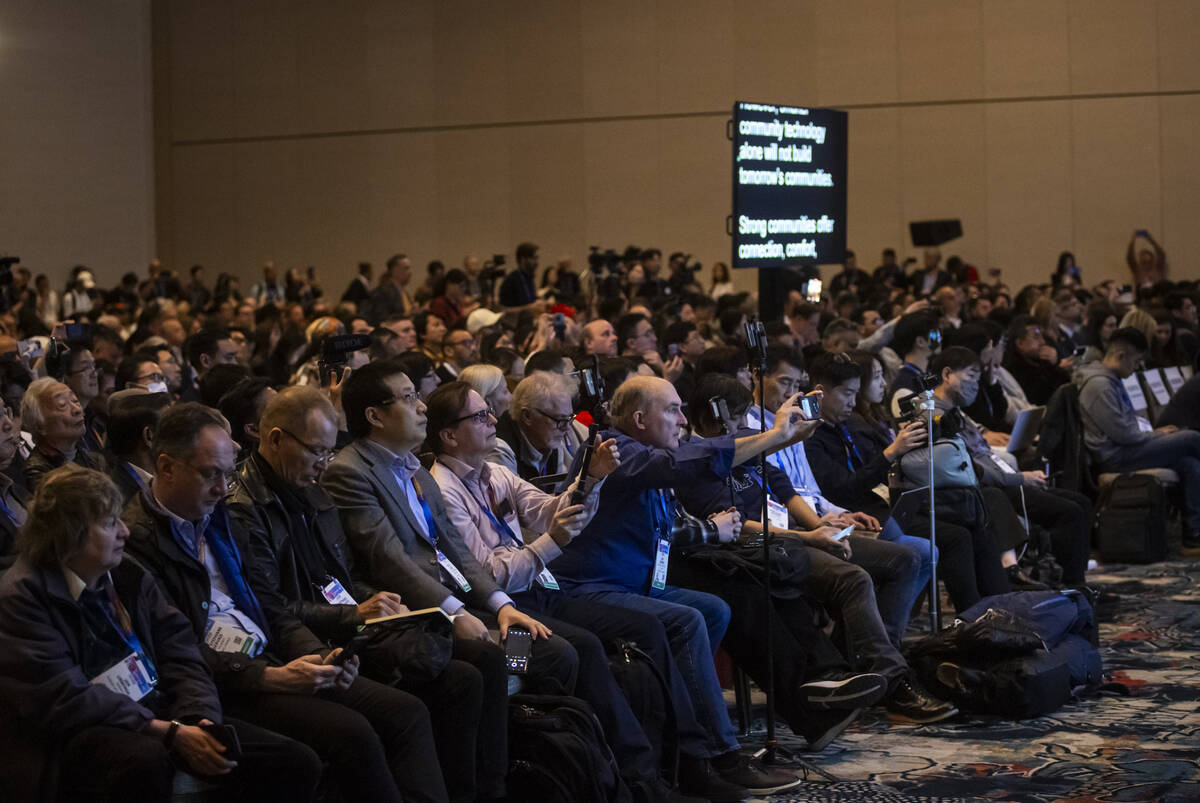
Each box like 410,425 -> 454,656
106,389 -> 170,503
1077,327 -> 1200,548
1003,315 -> 1071,406
805,353 -> 1011,612
123,403 -> 448,803
931,346 -> 1091,586
427,381 -> 680,796
229,386 -> 492,803
321,359 -> 571,801
0,405 -> 26,569
0,465 -> 321,802
553,375 -> 808,799
21,376 -> 105,489
885,311 -> 942,419
491,371 -> 575,480
680,374 -> 955,726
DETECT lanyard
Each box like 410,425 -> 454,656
89,584 -> 159,684
839,424 -> 864,473
411,478 -> 439,548
654,490 -> 674,541
0,492 -> 15,525
475,483 -> 522,547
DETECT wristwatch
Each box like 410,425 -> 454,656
163,719 -> 182,748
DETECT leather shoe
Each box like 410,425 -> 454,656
711,751 -> 804,796
1006,563 -> 1050,590
886,672 -> 958,724
677,755 -> 748,803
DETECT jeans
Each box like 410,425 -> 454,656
572,586 -> 739,758
1103,430 -> 1200,531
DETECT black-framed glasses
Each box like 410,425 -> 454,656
279,427 -> 335,464
449,407 -> 495,426
136,372 -> 167,385
533,408 -> 574,431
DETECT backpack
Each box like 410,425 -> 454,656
908,590 -> 1103,719
506,694 -> 631,803
607,639 -> 677,782
1094,473 -> 1168,563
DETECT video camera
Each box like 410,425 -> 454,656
480,253 -> 507,284
318,333 -> 371,386
587,246 -> 622,275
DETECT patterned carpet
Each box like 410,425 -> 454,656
731,560 -> 1200,802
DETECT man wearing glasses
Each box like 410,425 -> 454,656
124,402 -> 448,803
435,327 -> 478,383
491,371 -> 575,480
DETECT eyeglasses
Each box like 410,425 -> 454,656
66,361 -> 96,376
533,408 -> 574,431
375,390 -> 420,408
449,407 -> 495,426
136,372 -> 167,385
448,338 -> 477,349
177,459 -> 236,489
278,427 -> 335,464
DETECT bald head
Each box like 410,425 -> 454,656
583,319 -> 618,356
610,376 -> 686,448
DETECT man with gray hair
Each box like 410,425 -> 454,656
22,376 -> 105,490
491,371 -> 575,480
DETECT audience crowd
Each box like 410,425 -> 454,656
0,233 -> 1197,802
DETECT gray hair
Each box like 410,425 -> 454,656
20,377 -> 65,437
511,371 -> 572,417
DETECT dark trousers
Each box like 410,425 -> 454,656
904,509 -> 1011,613
513,587 -> 664,781
224,675 -> 447,803
58,718 -> 322,803
1002,485 -> 1092,583
395,660 -> 485,803
447,637 -> 509,800
666,558 -> 851,742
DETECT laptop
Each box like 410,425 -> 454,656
1007,406 -> 1046,454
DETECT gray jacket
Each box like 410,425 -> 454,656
320,437 -> 509,612
1074,362 -> 1157,467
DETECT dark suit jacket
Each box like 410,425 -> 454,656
227,454 -> 376,651
494,412 -> 562,481
320,438 -> 506,611
0,558 -> 220,801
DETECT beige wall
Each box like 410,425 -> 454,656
0,0 -> 154,287
157,0 -> 1200,298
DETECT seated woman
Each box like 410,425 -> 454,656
0,465 -> 320,802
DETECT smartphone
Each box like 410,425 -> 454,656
805,279 -> 822,303
1072,346 -> 1087,359
799,396 -> 821,420
199,723 -> 243,762
504,627 -> 533,674
832,525 -> 854,542
667,343 -> 679,358
334,639 -> 359,666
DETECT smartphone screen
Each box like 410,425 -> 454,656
504,628 -> 532,674
800,396 -> 821,420
832,525 -> 854,542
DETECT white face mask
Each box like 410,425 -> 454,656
145,381 -> 168,394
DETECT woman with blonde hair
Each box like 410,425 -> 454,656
459,363 -> 513,419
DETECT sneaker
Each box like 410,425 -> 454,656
798,672 -> 888,710
1006,564 -> 1050,590
711,750 -> 804,796
677,755 -> 749,803
803,706 -> 863,751
886,673 -> 958,724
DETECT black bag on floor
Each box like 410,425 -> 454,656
1094,473 -> 1167,563
506,694 -> 631,803
607,639 -> 677,779
909,590 -> 1103,719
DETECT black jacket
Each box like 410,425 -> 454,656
122,491 -> 302,693
227,454 -> 377,653
24,443 -> 105,491
0,558 -> 220,801
805,414 -> 894,520
494,411 -> 562,480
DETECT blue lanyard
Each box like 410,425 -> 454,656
89,584 -> 159,685
0,493 -> 15,525
839,424 -> 864,472
411,479 -> 439,548
654,490 -> 674,541
474,483 -> 523,547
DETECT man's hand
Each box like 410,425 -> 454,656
324,649 -> 358,690
801,525 -> 852,560
452,610 -> 493,644
662,355 -> 685,384
983,431 -> 1010,448
497,605 -> 552,641
1021,470 -> 1048,488
709,507 -> 742,543
883,420 -> 926,462
260,654 -> 342,694
173,723 -> 237,776
548,504 -> 588,547
587,437 -> 621,479
1057,355 -> 1076,370
1157,424 -> 1179,434
844,511 -> 880,531
642,350 -> 666,373
356,591 -> 408,623
327,366 -> 351,415
903,300 -> 930,315
771,392 -> 818,441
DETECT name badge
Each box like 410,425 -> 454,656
651,539 -> 670,591
204,619 -> 260,655
90,652 -> 156,701
766,497 -> 789,530
437,550 -> 472,592
990,453 -> 1018,475
536,568 -> 560,590
1136,415 -> 1153,433
320,576 -> 358,606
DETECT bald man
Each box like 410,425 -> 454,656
582,319 -> 618,357
550,376 -> 809,798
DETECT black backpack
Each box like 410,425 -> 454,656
607,639 -> 677,781
1094,473 -> 1168,563
506,694 -> 631,803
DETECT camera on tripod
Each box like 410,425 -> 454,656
318,333 -> 371,386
